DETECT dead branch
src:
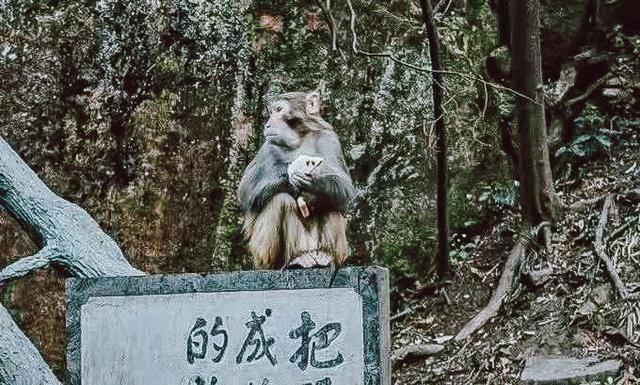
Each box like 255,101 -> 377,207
568,196 -> 606,211
390,307 -> 414,322
564,74 -> 611,106
594,195 -> 633,300
314,0 -> 337,51
391,343 -> 444,366
454,236 -> 528,341
606,216 -> 639,242
342,0 -> 538,104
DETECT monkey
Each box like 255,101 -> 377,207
238,90 -> 355,270
287,155 -> 323,218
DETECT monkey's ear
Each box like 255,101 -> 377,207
305,91 -> 321,116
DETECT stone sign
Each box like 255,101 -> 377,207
66,267 -> 390,385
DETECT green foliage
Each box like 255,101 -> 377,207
450,234 -> 475,263
478,182 -> 520,213
376,199 -> 436,282
556,105 -> 612,162
449,180 -> 482,230
555,134 -> 612,159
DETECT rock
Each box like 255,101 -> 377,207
521,356 -> 623,384
575,300 -> 596,318
590,284 -> 611,306
523,268 -> 553,288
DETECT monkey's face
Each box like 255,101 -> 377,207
264,100 -> 303,148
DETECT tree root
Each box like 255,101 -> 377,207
454,236 -> 529,341
594,195 -> 637,301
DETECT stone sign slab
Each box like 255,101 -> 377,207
66,267 -> 390,385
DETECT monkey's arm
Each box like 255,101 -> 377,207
304,133 -> 355,211
238,146 -> 293,213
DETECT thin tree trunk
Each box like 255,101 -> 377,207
511,0 -> 558,225
420,0 -> 449,277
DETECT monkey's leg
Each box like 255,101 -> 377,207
245,193 -> 293,269
319,212 -> 349,265
282,202 -> 321,268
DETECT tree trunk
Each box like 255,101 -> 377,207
0,135 -> 147,383
420,0 -> 449,278
0,136 -> 144,284
0,305 -> 61,385
510,0 -> 558,225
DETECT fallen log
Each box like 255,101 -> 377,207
391,343 -> 444,366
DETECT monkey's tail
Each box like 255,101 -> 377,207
328,262 -> 340,288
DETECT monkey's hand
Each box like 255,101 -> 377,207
288,170 -> 313,192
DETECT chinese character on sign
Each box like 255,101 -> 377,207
236,309 -> 277,365
187,318 -> 208,364
186,316 -> 228,364
289,311 -> 344,371
210,316 -> 228,363
248,379 -> 271,385
303,378 -> 332,385
188,375 -> 218,385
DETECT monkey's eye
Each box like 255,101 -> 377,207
274,105 -> 283,113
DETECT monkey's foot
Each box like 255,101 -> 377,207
286,250 -> 332,269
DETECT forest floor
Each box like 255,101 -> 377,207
391,126 -> 640,384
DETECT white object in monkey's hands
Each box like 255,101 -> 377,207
287,155 -> 323,218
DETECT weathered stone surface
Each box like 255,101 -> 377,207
590,284 -> 612,306
523,268 -> 553,288
521,356 -> 623,384
67,267 -> 390,385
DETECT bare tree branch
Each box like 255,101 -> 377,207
315,0 -> 337,51
0,135 -> 148,383
0,246 -> 55,283
343,0 -> 539,104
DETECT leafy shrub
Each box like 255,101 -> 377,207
478,181 -> 519,213
555,134 -> 612,159
556,105 -> 612,162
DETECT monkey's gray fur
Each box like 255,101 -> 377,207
238,91 -> 354,269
